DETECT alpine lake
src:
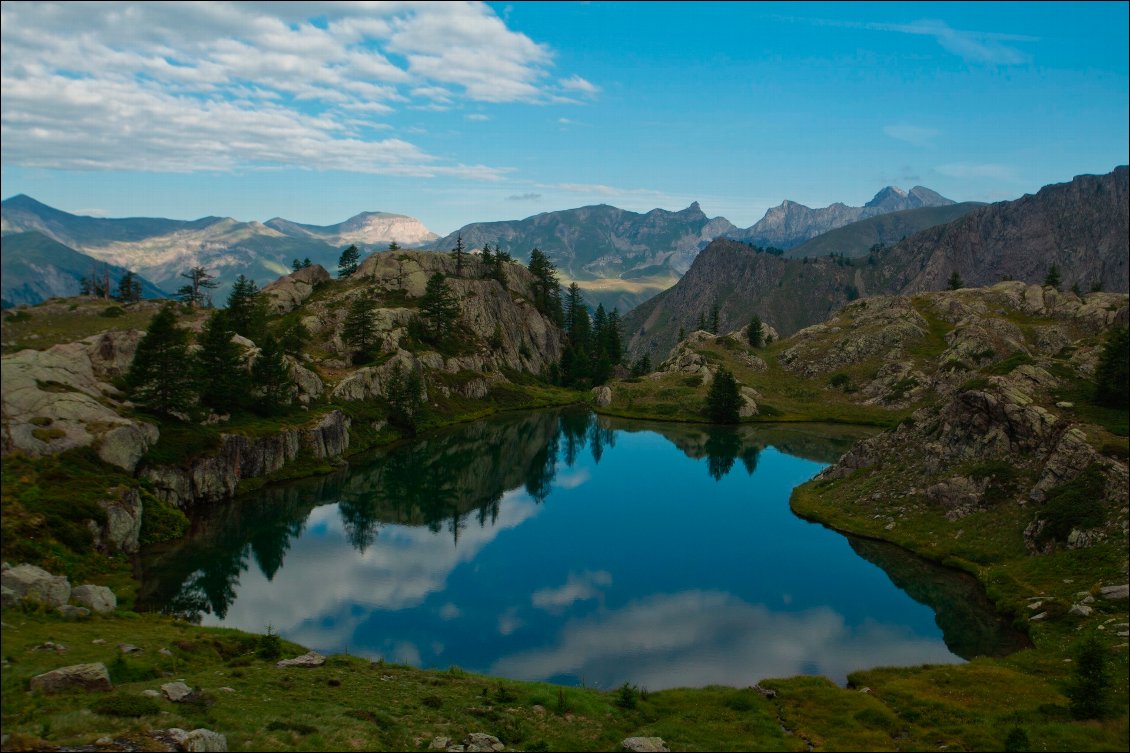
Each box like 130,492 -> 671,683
137,410 -> 1028,691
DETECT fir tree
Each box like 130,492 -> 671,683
251,335 -> 293,415
1043,263 -> 1062,290
705,368 -> 742,424
630,354 -> 652,377
225,275 -> 267,340
278,319 -> 310,356
126,306 -> 194,417
338,244 -> 361,278
301,257 -> 312,269
115,271 -> 143,304
947,271 -> 963,290
388,241 -> 401,252
708,301 -> 721,334
1067,633 -> 1110,720
746,314 -> 764,347
527,248 -> 563,324
341,294 -> 379,362
1093,326 -> 1129,408
194,309 -> 250,415
419,272 -> 461,344
291,258 -> 303,272
385,363 -> 424,434
450,234 -> 466,277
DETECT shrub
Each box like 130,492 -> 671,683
1004,727 -> 1030,752
100,306 -> 126,318
1093,327 -> 1128,408
92,694 -> 161,718
1036,465 -> 1107,545
615,682 -> 640,709
1067,634 -> 1110,719
257,625 -> 283,660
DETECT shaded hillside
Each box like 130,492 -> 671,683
1,231 -> 166,307
784,202 -> 984,259
0,195 -> 434,301
725,185 -> 955,249
626,167 -> 1129,362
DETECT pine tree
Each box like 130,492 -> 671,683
947,271 -> 963,290
115,271 -> 142,303
278,319 -> 310,356
1044,263 -> 1062,290
527,248 -> 563,324
341,295 -> 379,362
708,302 -> 721,334
604,308 -> 623,365
301,257 -> 312,269
291,258 -> 303,272
746,314 -> 764,347
126,306 -> 194,417
388,241 -> 401,252
450,234 -> 466,277
177,266 -> 218,308
385,363 -> 424,434
226,275 -> 267,340
338,244 -> 361,278
1067,633 -> 1110,719
705,368 -> 742,424
251,334 -> 293,415
481,242 -> 494,268
194,310 -> 250,415
419,272 -> 461,344
1093,326 -> 1129,408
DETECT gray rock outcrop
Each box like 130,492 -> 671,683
262,264 -> 331,314
1,563 -> 71,607
30,662 -> 112,693
621,737 -> 670,752
71,584 -> 117,614
276,651 -> 326,668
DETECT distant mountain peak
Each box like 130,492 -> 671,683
865,186 -> 909,208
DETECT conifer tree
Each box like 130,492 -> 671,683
292,258 -> 303,272
388,241 -> 401,252
419,272 -> 460,344
177,266 -> 218,308
338,244 -> 361,278
341,294 -> 379,362
301,257 -> 312,269
1093,326 -> 1129,408
194,309 -> 250,415
385,363 -> 424,434
1044,263 -> 1062,290
746,314 -> 764,348
947,271 -> 963,290
450,234 -> 466,277
251,334 -> 293,415
1067,633 -> 1110,719
705,368 -> 742,424
708,301 -> 721,334
226,275 -> 267,341
527,248 -> 563,324
126,306 -> 194,417
115,271 -> 143,303
278,319 -> 310,356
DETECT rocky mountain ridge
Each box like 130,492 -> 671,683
625,167 -> 1129,363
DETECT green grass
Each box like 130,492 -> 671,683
0,300 -> 166,355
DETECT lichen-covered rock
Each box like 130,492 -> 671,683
72,584 -> 117,614
621,737 -> 670,752
925,476 -> 984,520
462,733 -> 505,752
592,385 -> 613,407
87,486 -> 143,554
162,681 -> 193,702
276,651 -> 326,668
30,662 -> 112,693
1,563 -> 70,607
262,264 -> 331,314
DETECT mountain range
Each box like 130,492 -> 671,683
623,166 -> 1129,362
0,195 -> 435,305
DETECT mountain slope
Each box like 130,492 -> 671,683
1,231 -> 166,307
625,167 -> 1129,362
784,202 -> 985,259
0,196 -> 438,301
726,185 -> 956,249
265,211 -> 438,249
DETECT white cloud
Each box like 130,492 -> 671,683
553,182 -> 665,198
0,2 -> 585,177
883,124 -> 940,148
466,113 -> 491,121
936,162 -> 1019,181
531,570 -> 612,613
559,75 -> 600,95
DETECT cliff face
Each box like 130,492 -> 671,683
626,167 -> 1129,363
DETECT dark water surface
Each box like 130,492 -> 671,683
138,411 -> 1026,689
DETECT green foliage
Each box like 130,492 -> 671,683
126,306 -> 195,417
985,350 -> 1035,375
1036,464 -> 1107,545
107,654 -> 161,684
1093,326 -> 1128,408
115,271 -> 142,304
226,275 -> 268,341
615,682 -> 640,710
341,295 -> 379,362
177,265 -> 218,307
138,492 -> 189,546
385,363 -> 425,435
947,271 -> 963,290
449,234 -> 466,276
629,354 -> 651,377
267,721 -> 318,735
1043,263 -> 1062,290
705,368 -> 741,424
745,314 -> 764,347
526,248 -> 563,325
1004,726 -> 1031,752
195,309 -> 251,415
828,373 -> 853,391
99,305 -> 125,318
257,624 -> 283,660
277,319 -> 310,356
968,460 -> 1020,505
418,272 -> 461,345
92,694 -> 161,718
337,244 -> 360,278
1067,634 -> 1110,720
251,335 -> 294,416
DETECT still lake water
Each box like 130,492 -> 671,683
138,410 -> 1026,690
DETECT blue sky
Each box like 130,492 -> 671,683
2,1 -> 1127,235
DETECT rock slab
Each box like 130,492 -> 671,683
30,662 -> 112,693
